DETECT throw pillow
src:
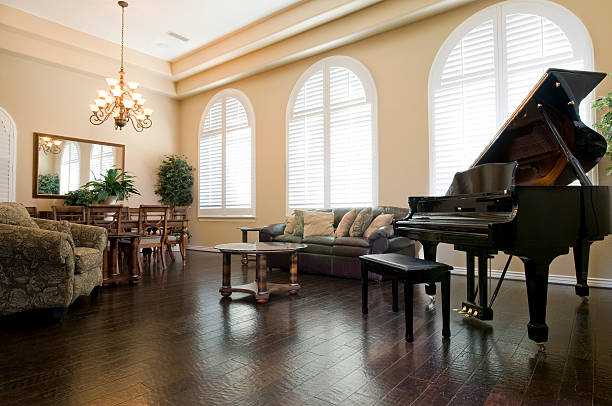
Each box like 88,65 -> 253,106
363,213 -> 394,239
0,203 -> 39,228
284,214 -> 296,235
303,211 -> 334,238
349,207 -> 373,237
292,210 -> 305,237
335,209 -> 357,237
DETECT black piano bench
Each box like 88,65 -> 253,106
360,253 -> 453,342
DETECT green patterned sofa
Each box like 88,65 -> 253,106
0,203 -> 107,316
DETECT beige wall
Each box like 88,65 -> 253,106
0,51 -> 180,210
179,0 -> 612,280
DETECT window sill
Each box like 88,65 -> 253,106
198,215 -> 256,222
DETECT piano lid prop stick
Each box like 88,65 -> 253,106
538,104 -> 592,186
489,255 -> 513,308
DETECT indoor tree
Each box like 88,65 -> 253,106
155,155 -> 194,207
593,90 -> 612,175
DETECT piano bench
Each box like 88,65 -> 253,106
360,253 -> 453,342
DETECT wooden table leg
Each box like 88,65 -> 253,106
241,230 -> 249,265
109,238 -> 120,279
102,246 -> 112,286
289,252 -> 300,294
220,252 -> 232,297
129,237 -> 141,284
255,254 -> 270,303
180,228 -> 188,267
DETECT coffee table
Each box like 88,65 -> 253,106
215,242 -> 306,303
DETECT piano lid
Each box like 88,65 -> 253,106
472,69 -> 608,187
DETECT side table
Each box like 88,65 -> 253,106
237,227 -> 262,265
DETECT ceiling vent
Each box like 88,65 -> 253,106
167,31 -> 190,42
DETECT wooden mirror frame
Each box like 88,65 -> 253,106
32,132 -> 126,199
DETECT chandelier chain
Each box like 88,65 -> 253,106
120,2 -> 124,72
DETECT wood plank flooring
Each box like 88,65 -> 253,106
0,251 -> 611,405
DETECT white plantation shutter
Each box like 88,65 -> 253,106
287,57 -> 377,211
60,142 -> 80,194
0,108 -> 16,202
430,2 -> 592,195
90,144 -> 115,181
199,91 -> 255,216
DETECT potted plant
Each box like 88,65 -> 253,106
154,155 -> 194,207
593,90 -> 612,175
84,168 -> 140,204
64,188 -> 99,206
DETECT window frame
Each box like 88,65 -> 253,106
89,144 -> 115,181
60,141 -> 81,195
428,0 -> 596,194
0,107 -> 17,202
197,88 -> 256,218
285,55 -> 379,214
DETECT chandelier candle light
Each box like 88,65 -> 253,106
89,1 -> 152,132
38,136 -> 62,154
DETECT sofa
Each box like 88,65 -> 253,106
0,203 -> 107,316
259,206 -> 415,280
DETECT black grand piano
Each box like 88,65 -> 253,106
395,68 -> 612,344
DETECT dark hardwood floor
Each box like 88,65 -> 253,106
1,251 -> 611,405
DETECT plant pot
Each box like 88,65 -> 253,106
104,195 -> 118,205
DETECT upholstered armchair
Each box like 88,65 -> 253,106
0,203 -> 107,317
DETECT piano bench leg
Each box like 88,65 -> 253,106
441,275 -> 451,338
404,282 -> 414,342
575,284 -> 589,297
527,322 -> 548,343
392,280 -> 399,312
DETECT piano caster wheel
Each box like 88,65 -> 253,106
537,343 -> 546,354
426,295 -> 435,311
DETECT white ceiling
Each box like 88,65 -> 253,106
0,0 -> 302,60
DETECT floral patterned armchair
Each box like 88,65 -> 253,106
0,203 -> 107,316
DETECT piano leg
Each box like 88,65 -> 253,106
422,242 -> 438,296
521,257 -> 551,343
573,239 -> 591,297
466,252 -> 475,303
477,253 -> 489,314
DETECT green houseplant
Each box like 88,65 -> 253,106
154,155 -> 194,207
84,168 -> 140,204
64,188 -> 99,206
593,91 -> 612,175
37,173 -> 60,194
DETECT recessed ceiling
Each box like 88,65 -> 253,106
0,0 -> 302,60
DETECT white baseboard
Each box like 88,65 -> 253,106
451,267 -> 612,289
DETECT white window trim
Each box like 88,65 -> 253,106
0,107 -> 17,202
285,55 -> 379,215
60,141 -> 81,195
197,88 -> 256,218
428,0 -> 596,194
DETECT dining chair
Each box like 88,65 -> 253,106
25,206 -> 38,218
53,205 -> 87,223
166,206 -> 189,266
122,205 -> 169,270
87,205 -> 123,283
87,205 -> 123,233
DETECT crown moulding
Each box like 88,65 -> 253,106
0,0 -> 478,99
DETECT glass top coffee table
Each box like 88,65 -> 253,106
215,242 -> 307,303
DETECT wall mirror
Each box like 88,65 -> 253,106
33,132 -> 125,199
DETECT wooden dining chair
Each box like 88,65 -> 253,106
87,205 -> 123,283
53,205 -> 87,223
87,205 -> 123,233
124,205 -> 169,270
166,206 -> 189,266
25,206 -> 38,218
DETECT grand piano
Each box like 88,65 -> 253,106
395,68 -> 612,344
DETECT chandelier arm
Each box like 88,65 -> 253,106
129,116 -> 144,132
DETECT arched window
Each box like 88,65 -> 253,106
0,107 -> 17,202
198,89 -> 255,216
90,144 -> 115,181
287,56 -> 377,211
60,141 -> 80,194
429,1 -> 594,195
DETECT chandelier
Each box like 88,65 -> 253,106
38,136 -> 62,154
89,1 -> 152,132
